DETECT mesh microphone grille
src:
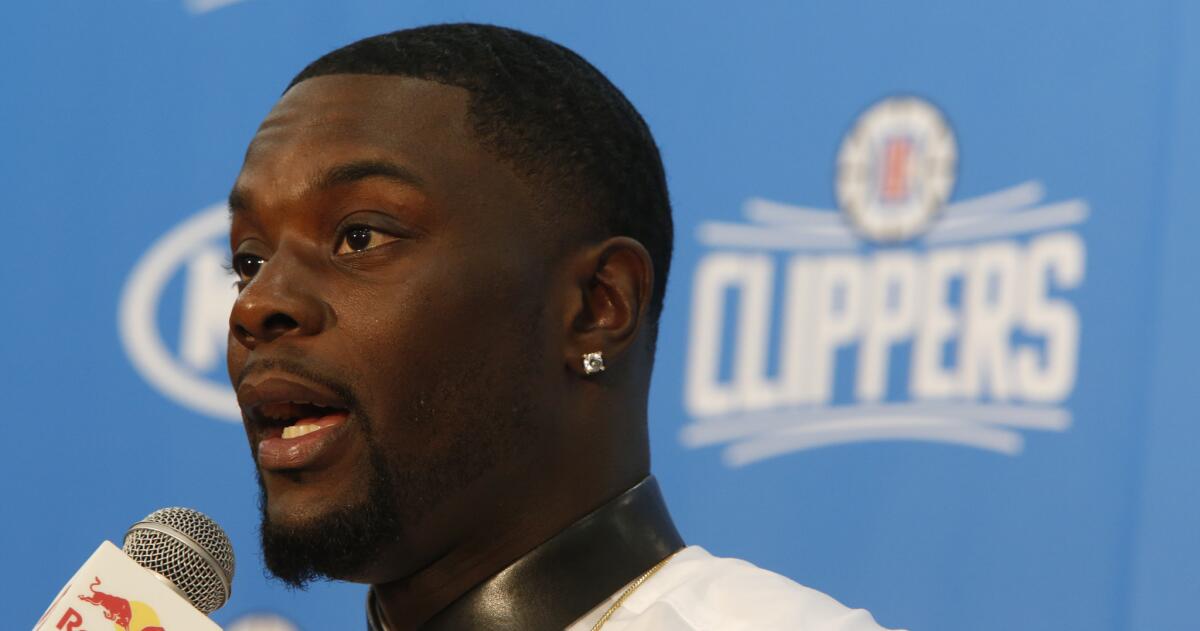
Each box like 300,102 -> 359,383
122,507 -> 235,614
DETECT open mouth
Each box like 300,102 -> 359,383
252,401 -> 351,440
236,375 -> 357,469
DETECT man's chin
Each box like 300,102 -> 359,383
261,501 -> 375,587
256,471 -> 400,588
261,482 -> 355,528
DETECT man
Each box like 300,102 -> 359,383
225,23 -> 896,630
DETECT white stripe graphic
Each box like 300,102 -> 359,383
680,403 -> 1070,448
742,197 -> 845,226
695,222 -> 860,250
940,180 -> 1044,217
694,181 -> 1074,251
922,200 -> 1088,244
185,0 -> 250,14
722,417 -> 1026,467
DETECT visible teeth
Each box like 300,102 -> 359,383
281,424 -> 322,439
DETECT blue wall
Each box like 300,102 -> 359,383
3,2 -> 1196,629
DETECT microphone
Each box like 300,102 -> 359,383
33,507 -> 235,631
123,507 -> 236,614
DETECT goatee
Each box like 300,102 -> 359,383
258,440 -> 400,589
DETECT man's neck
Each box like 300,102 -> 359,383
368,476 -> 683,631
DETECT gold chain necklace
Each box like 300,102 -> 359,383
590,550 -> 680,631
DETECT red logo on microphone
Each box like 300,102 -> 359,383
76,576 -> 165,631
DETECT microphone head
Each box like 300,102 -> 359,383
122,507 -> 235,614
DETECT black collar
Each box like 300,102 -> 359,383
367,476 -> 684,631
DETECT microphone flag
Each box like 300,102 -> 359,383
32,541 -> 222,631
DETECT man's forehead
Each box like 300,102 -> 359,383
245,76 -> 469,157
231,73 -> 543,232
273,75 -> 468,127
237,76 -> 478,186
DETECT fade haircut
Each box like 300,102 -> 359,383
288,23 -> 674,333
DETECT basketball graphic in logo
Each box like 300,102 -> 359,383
835,96 -> 957,242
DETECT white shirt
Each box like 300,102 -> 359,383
566,546 -> 902,631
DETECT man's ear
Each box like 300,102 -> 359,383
562,236 -> 654,376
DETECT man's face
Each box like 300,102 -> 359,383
226,75 -> 562,585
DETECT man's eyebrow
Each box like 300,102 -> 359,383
227,160 -> 425,218
227,188 -> 250,217
313,159 -> 427,192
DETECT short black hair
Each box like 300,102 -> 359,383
288,23 -> 674,332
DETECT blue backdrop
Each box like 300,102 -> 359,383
4,2 -> 1198,630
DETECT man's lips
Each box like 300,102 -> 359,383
255,411 -> 351,470
237,375 -> 354,471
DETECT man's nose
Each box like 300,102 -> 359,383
229,249 -> 328,349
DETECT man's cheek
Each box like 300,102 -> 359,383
226,332 -> 245,382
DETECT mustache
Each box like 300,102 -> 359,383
233,356 -> 361,412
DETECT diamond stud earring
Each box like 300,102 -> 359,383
582,351 -> 606,375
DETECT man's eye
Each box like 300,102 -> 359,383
336,225 -> 398,254
232,254 -> 265,282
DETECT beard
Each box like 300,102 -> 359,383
257,422 -> 400,588
255,327 -> 538,589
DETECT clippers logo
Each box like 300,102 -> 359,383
683,96 -> 1088,467
55,577 -> 164,631
837,97 -> 957,242
119,203 -> 240,422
